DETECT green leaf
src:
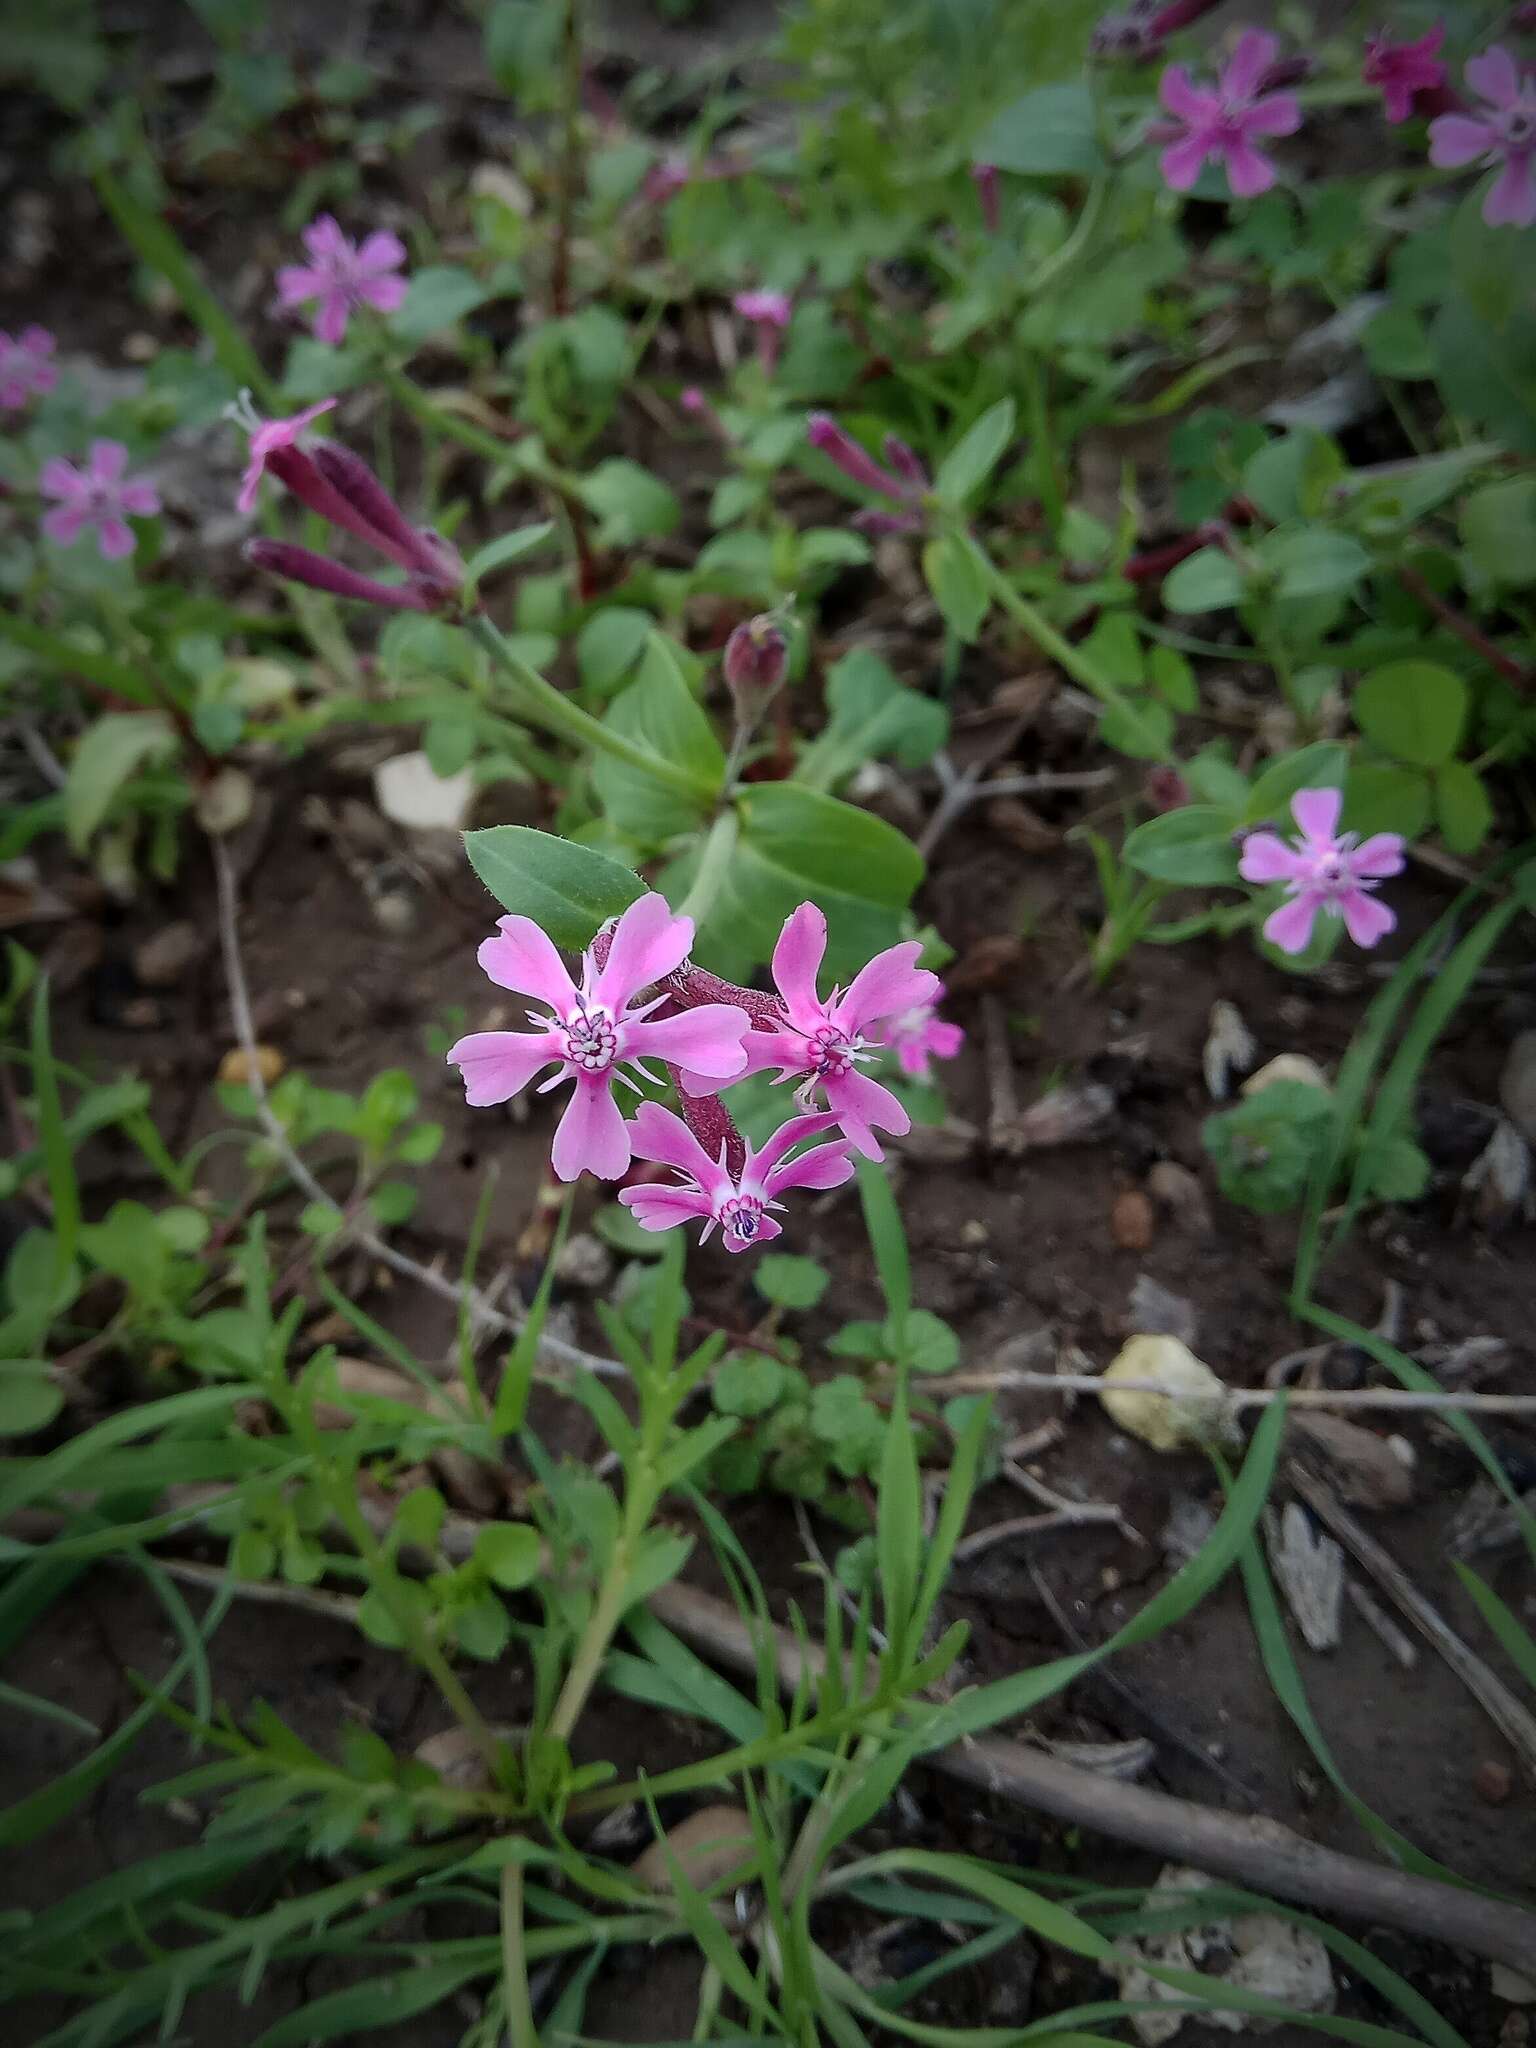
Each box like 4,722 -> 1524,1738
1363,304 -> 1435,380
461,521 -> 555,596
973,81 -> 1104,175
1162,546 -> 1245,613
1454,1563 -> 1536,1690
1100,696 -> 1173,761
690,784 -> 923,982
390,265 -> 491,347
1342,762 -> 1434,842
1260,527 -> 1371,600
796,648 -> 948,793
754,1254 -> 830,1310
483,0 -> 563,98
0,1366 -> 63,1437
63,713 -> 177,853
474,1522 -> 542,1590
1121,807 -> 1241,885
713,1353 -> 789,1419
463,826 -> 643,948
1434,761 -> 1493,855
934,398 -> 1015,506
1242,741 -> 1349,825
921,536 -> 989,642
580,459 -> 679,548
1353,660 -> 1466,768
1459,477 -> 1536,588
576,607 -> 653,696
591,635 -> 724,841
900,1308 -> 960,1374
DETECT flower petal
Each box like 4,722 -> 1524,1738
276,264 -> 324,306
1158,64 -> 1219,123
750,1109 -> 845,1182
1223,139 -> 1277,199
1484,153 -> 1536,229
1160,134 -> 1213,192
832,941 -> 938,1035
617,1183 -> 714,1234
1466,45 -> 1521,112
302,213 -> 350,262
725,1212 -> 781,1252
38,456 -> 82,501
1339,888 -> 1395,949
1429,114 -> 1496,168
1290,786 -> 1341,845
1238,831 -> 1309,884
446,1028 -> 562,1105
763,1139 -> 855,1199
42,503 -> 86,545
1244,92 -> 1302,137
359,275 -> 409,314
97,517 -> 135,560
1350,832 -> 1406,880
88,439 -> 127,484
477,916 -> 576,1010
626,1101 -> 732,1201
1263,892 -> 1321,955
770,902 -> 829,1029
119,482 -> 161,516
357,229 -> 407,274
314,293 -> 350,346
551,1079 -> 630,1182
731,1028 -> 807,1084
823,1069 -> 909,1159
624,1004 -> 748,1079
591,892 -> 693,1011
1221,27 -> 1279,104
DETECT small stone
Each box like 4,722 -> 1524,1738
1102,1335 -> 1236,1453
1111,1189 -> 1155,1252
1204,999 -> 1256,1099
1475,1759 -> 1513,1806
1243,1052 -> 1330,1097
1147,1160 -> 1213,1236
122,331 -> 160,362
960,1217 -> 989,1246
133,920 -> 200,988
554,1233 -> 613,1292
374,750 -> 476,833
631,1805 -> 755,1894
195,766 -> 255,836
218,1043 -> 285,1086
1500,2011 -> 1531,2048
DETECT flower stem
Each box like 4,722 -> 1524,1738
465,613 -> 717,802
963,533 -> 1178,765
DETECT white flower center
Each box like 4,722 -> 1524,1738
806,1024 -> 860,1079
720,1196 -> 764,1247
563,1007 -> 618,1073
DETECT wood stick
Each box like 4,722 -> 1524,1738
644,1578 -> 1536,1973
1289,1464 -> 1536,1784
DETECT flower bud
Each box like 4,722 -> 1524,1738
723,614 -> 789,711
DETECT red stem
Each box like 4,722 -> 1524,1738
1397,565 -> 1531,692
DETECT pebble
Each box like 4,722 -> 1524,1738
1475,1759 -> 1514,1806
1147,1160 -> 1212,1235
133,920 -> 200,988
218,1044 -> 285,1086
1111,1189 -> 1155,1252
554,1233 -> 613,1291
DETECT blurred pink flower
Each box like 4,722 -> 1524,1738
1430,45 -> 1536,228
1156,28 -> 1303,198
1239,787 -> 1405,953
733,288 -> 792,372
806,412 -> 929,536
40,440 -> 159,559
0,325 -> 57,410
618,1102 -> 853,1252
235,396 -> 337,514
734,902 -> 940,1159
276,216 -> 408,345
1363,23 -> 1447,123
881,996 -> 963,1082
447,895 -> 750,1182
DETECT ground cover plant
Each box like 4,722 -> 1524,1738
2,0 -> 1536,2041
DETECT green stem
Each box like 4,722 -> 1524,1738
1021,353 -> 1064,533
963,533 -> 1177,765
466,614 -> 716,802
678,807 -> 739,927
500,1863 -> 539,2048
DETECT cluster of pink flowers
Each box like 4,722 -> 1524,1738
1240,788 -> 1405,954
1147,17 -> 1534,230
231,395 -> 464,612
0,325 -> 57,411
447,893 -> 962,1250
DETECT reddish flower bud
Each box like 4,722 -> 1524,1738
244,538 -> 436,611
723,614 -> 789,709
971,162 -> 1001,232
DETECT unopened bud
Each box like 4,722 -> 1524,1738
723,615 -> 789,709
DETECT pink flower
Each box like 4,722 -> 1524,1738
235,396 -> 337,515
39,440 -> 159,560
0,325 -> 57,410
1239,787 -> 1405,954
1156,28 -> 1303,199
618,1102 -> 854,1252
733,289 -> 792,374
446,895 -> 750,1182
734,903 -> 940,1160
806,413 -> 929,536
276,216 -> 408,345
1363,23 -> 1447,124
1430,46 -> 1536,229
881,996 -> 964,1083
